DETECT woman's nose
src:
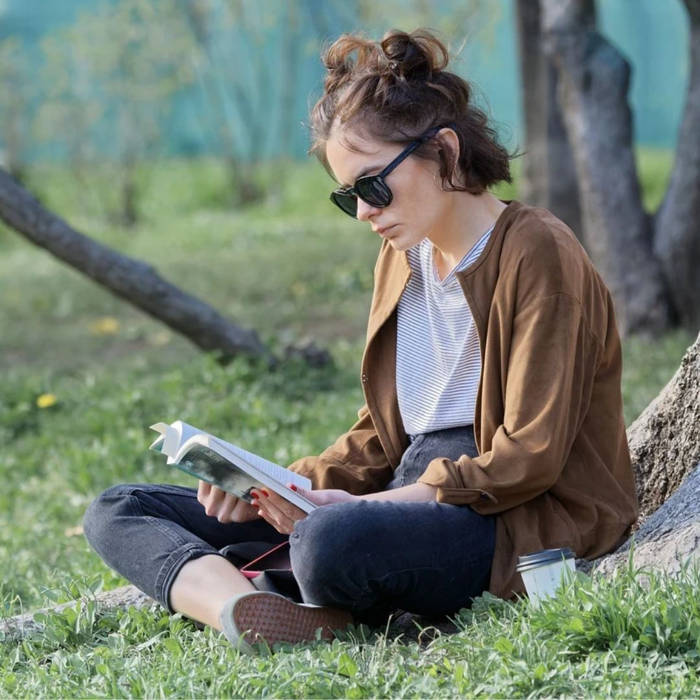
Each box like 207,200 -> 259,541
356,197 -> 380,221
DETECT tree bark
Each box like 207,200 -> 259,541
626,331 -> 700,520
540,0 -> 673,335
0,168 -> 267,361
591,463 -> 700,578
581,332 -> 700,576
515,0 -> 582,237
653,0 -> 700,331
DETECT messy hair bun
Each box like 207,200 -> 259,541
310,29 -> 511,194
380,29 -> 448,81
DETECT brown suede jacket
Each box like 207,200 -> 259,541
290,201 -> 638,598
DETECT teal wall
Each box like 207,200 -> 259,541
0,0 -> 690,160
449,0 -> 689,150
599,0 -> 688,147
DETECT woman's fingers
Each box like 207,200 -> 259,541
198,482 -> 286,524
198,483 -> 356,528
257,506 -> 294,534
215,491 -> 240,522
202,485 -> 226,517
255,489 -> 306,534
198,483 -> 239,522
198,482 -> 222,515
196,480 -> 212,504
230,498 -> 260,523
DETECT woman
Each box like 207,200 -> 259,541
84,29 -> 638,652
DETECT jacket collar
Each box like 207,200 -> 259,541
365,242 -> 411,346
366,201 -> 522,345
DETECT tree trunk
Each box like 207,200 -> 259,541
626,331 -> 700,520
120,155 -> 139,228
540,0 -> 673,335
591,463 -> 700,578
653,0 -> 700,331
515,0 -> 582,237
583,332 -> 700,577
0,168 -> 267,361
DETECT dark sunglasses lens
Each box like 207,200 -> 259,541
355,177 -> 392,207
330,191 -> 358,217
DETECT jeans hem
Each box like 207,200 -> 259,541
155,542 -> 220,613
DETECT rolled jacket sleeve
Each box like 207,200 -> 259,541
418,292 -> 601,513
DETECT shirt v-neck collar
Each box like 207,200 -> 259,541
430,224 -> 495,287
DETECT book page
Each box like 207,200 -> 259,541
211,437 -> 311,491
150,421 -> 203,458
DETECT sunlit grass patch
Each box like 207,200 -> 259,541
3,564 -> 699,697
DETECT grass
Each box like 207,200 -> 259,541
3,565 -> 700,696
0,149 -> 697,696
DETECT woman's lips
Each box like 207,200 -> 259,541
375,224 -> 397,237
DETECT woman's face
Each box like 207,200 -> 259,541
325,126 -> 453,251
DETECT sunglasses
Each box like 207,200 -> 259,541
329,126 -> 443,218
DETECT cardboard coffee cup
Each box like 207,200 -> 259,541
516,548 -> 576,605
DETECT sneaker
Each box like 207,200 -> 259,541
219,591 -> 353,653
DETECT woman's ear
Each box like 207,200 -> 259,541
436,127 -> 461,185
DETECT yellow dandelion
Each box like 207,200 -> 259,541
90,316 -> 120,335
36,393 -> 58,409
149,331 -> 171,347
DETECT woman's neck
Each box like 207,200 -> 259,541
429,192 -> 507,280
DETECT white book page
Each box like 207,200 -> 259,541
150,420 -> 202,458
211,437 -> 311,491
170,420 -> 204,448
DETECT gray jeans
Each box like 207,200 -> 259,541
84,425 -> 495,620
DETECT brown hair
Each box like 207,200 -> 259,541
309,29 -> 512,193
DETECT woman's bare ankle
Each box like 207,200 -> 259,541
168,554 -> 256,629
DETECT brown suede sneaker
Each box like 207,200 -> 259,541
219,591 -> 353,653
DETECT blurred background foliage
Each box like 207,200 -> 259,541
0,0 -> 692,370
0,0 -> 693,357
0,0 -> 689,202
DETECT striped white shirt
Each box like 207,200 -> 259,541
396,226 -> 493,435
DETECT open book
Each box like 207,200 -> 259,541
149,420 -> 316,514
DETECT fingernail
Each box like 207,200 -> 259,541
251,499 -> 259,507
290,484 -> 298,492
261,489 -> 270,497
250,490 -> 259,499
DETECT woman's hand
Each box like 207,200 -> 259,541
196,481 -> 260,523
254,487 -> 357,535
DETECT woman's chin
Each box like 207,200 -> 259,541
388,235 -> 422,252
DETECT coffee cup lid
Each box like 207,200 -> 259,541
516,548 -> 575,573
